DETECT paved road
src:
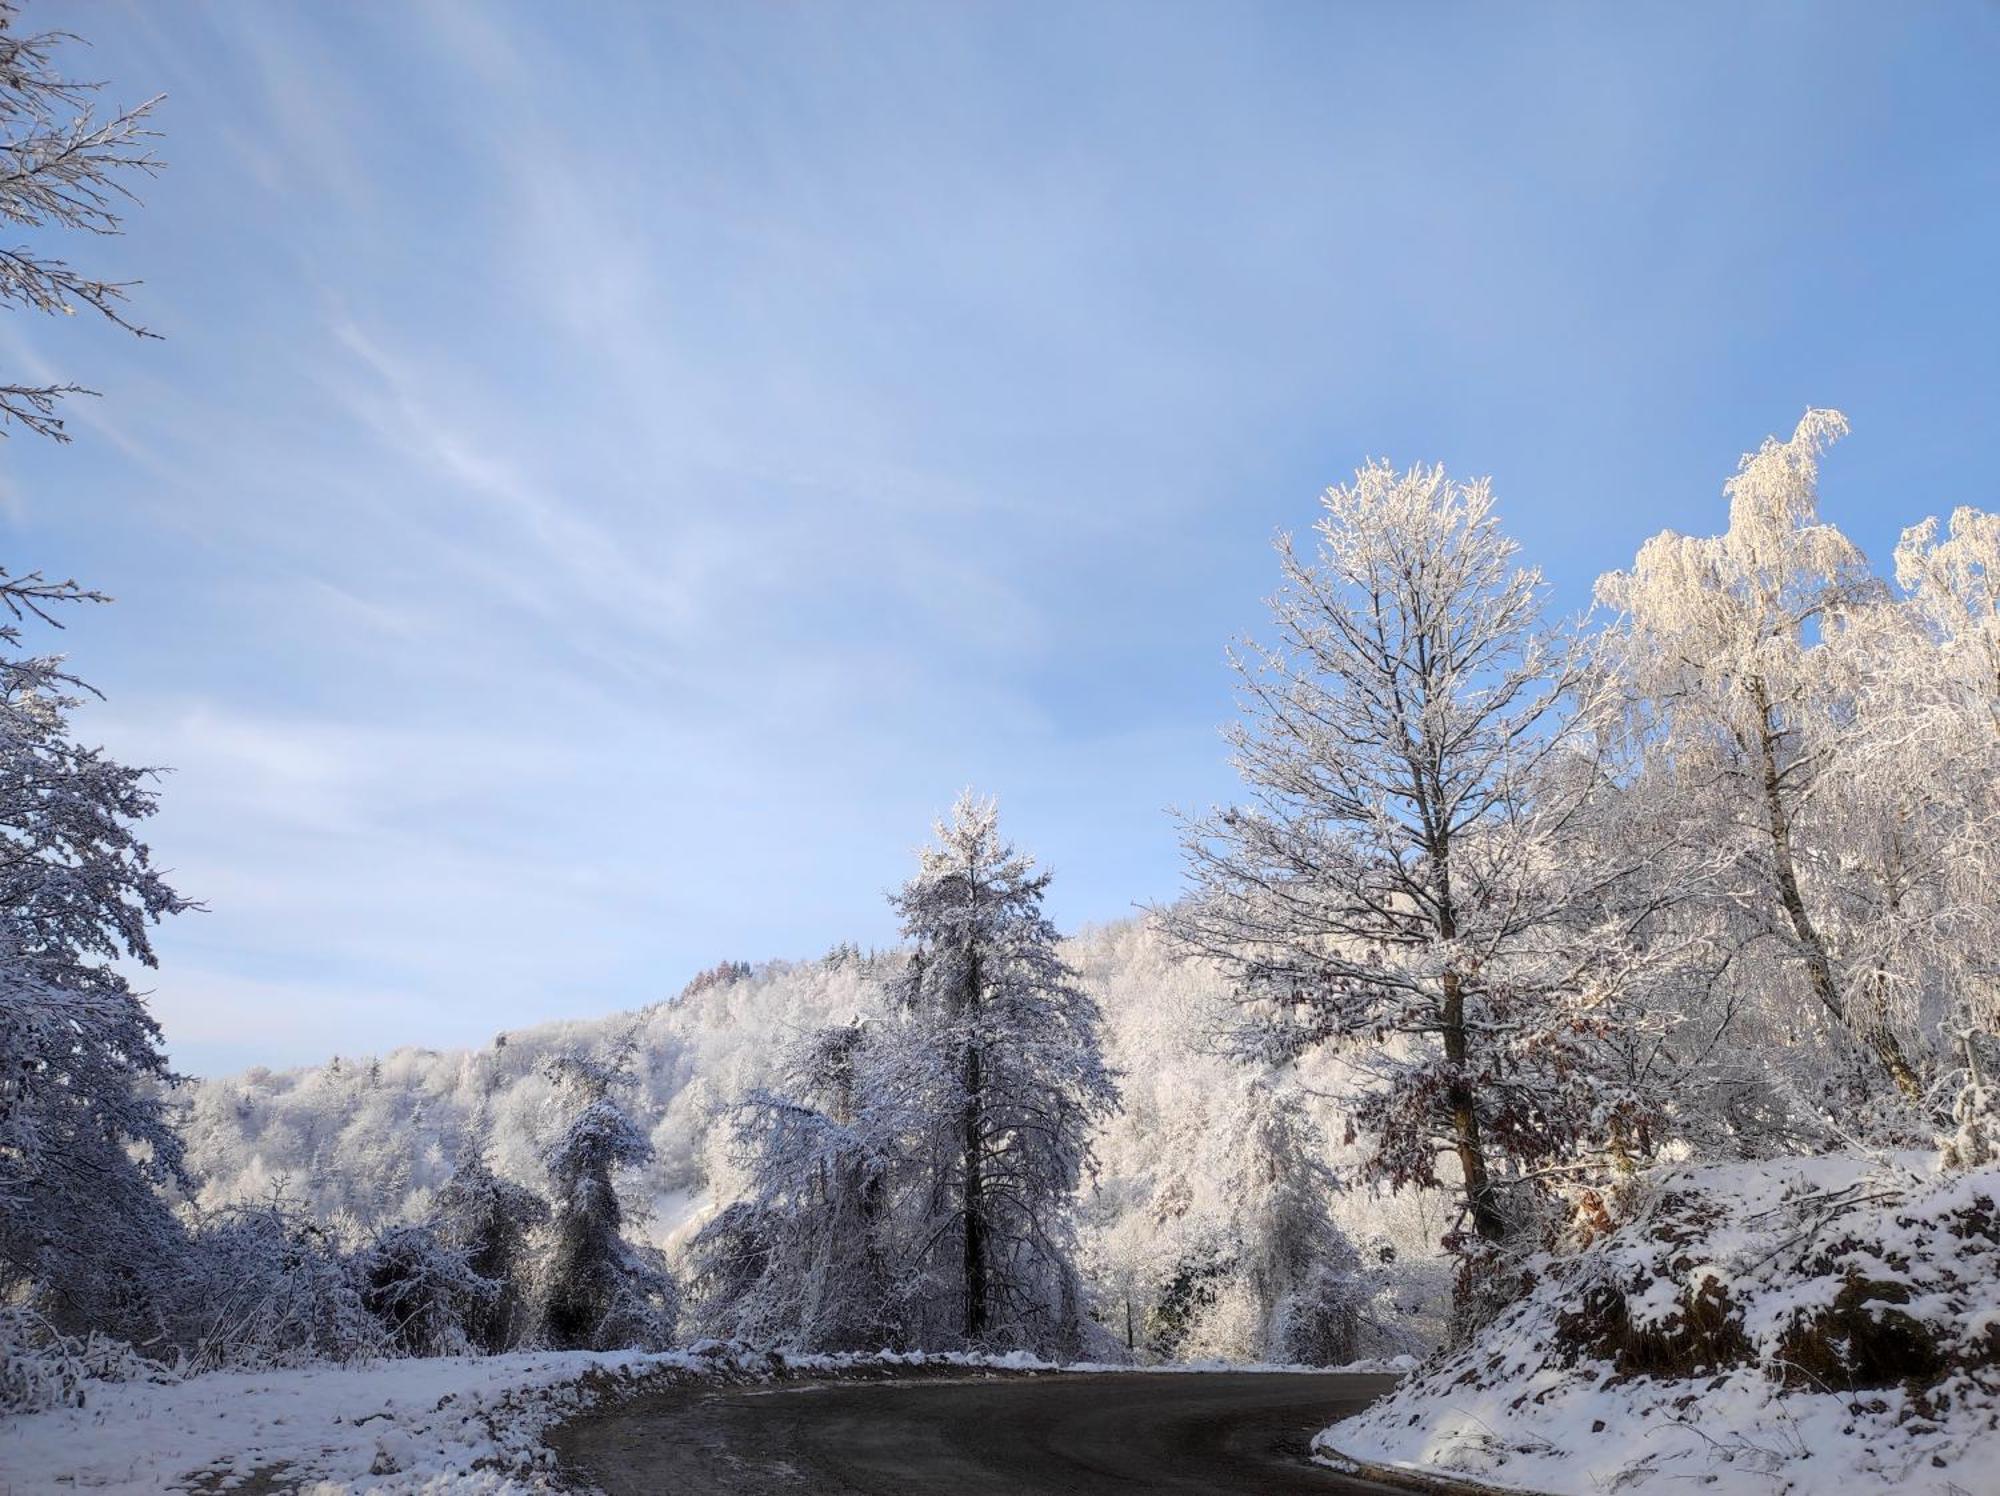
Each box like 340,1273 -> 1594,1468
549,1370 -> 1406,1494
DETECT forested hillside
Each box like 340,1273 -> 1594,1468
175,916 -> 1449,1363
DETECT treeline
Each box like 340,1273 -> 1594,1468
4,1032 -> 677,1409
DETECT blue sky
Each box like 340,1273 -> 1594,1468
4,2 -> 1996,1074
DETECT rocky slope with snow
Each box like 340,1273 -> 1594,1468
1320,1152 -> 2000,1494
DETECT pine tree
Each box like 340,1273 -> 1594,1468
887,793 -> 1118,1354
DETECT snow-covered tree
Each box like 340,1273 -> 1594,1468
1882,505 -> 2000,1159
1595,411 -> 1931,1110
887,794 -> 1118,1356
0,575 -> 194,1341
535,1043 -> 680,1351
1165,461 -> 1645,1282
427,1149 -> 549,1353
1136,1076 -> 1370,1365
688,1021 -> 905,1349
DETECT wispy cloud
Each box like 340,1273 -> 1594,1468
10,0 -> 1990,1073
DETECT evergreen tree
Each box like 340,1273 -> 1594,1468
535,1043 -> 680,1350
887,793 -> 1118,1354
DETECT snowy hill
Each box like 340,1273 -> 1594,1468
174,917 -> 1451,1359
1321,1152 -> 2000,1494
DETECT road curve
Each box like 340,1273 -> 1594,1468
549,1369 -> 1406,1494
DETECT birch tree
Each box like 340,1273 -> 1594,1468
1595,411 -> 1929,1106
1884,507 -> 2000,1159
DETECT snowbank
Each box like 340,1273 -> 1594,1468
1320,1153 -> 2000,1495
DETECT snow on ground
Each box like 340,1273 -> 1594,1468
0,1343 -> 1414,1493
1318,1153 -> 2000,1495
0,1349 -> 688,1494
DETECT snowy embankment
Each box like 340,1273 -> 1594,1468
1319,1153 -> 2000,1495
0,1343 -> 1413,1493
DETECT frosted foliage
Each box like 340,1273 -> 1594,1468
1595,411 -> 1988,1131
0,575 -> 193,1345
875,793 -> 1119,1354
1595,410 -> 1871,733
1098,1073 -> 1374,1365
1166,458 -> 1657,1290
1895,506 -> 2000,677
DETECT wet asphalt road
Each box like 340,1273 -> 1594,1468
549,1370 -> 1406,1494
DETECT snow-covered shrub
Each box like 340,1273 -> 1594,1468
1326,1154 -> 2000,1492
354,1223 -> 499,1357
180,1202 -> 383,1372
1276,1259 -> 1369,1367
0,1307 -> 164,1412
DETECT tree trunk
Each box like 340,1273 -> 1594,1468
1750,679 -> 1925,1102
960,931 -> 988,1343
961,1037 -> 987,1340
1442,967 -> 1506,1243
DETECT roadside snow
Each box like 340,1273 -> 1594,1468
1320,1153 -> 2000,1496
0,1349 -> 685,1494
0,1343 -> 1409,1492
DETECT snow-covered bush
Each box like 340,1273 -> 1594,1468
0,1307 -> 164,1412
180,1201 -> 383,1372
354,1223 -> 500,1358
